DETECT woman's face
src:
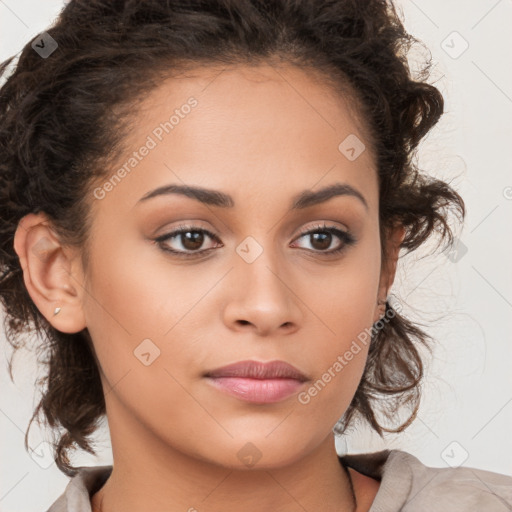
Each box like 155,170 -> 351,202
60,64 -> 396,468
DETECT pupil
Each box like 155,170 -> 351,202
183,231 -> 203,250
311,232 -> 331,250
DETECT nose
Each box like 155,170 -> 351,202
222,251 -> 303,337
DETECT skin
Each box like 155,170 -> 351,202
14,63 -> 404,512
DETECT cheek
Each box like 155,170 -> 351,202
81,233 -> 209,442
305,224 -> 382,340
296,232 -> 381,414
81,226 -> 209,392
83,224 -> 210,341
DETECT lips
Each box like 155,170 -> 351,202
204,360 -> 309,404
204,360 -> 308,381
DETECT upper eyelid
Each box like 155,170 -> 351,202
296,223 -> 349,235
158,222 -> 349,237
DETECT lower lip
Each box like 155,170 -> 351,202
206,377 -> 306,403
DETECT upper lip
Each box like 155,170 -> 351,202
204,360 -> 308,382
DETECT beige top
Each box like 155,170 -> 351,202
45,449 -> 512,511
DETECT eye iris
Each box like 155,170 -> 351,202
310,232 -> 331,250
181,231 -> 204,250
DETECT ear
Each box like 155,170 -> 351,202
13,212 -> 87,333
373,223 -> 405,324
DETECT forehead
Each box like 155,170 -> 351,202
92,62 -> 378,215
139,62 -> 372,152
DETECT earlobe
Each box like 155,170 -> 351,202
13,213 -> 87,333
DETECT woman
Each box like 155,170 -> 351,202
0,1 -> 510,511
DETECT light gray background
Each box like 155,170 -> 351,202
1,1 -> 511,510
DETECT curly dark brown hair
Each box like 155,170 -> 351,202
0,0 -> 465,477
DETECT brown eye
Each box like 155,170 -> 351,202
291,223 -> 356,256
154,222 -> 356,259
154,225 -> 221,256
179,231 -> 205,251
307,232 -> 332,251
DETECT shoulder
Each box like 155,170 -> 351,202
391,450 -> 512,511
45,465 -> 112,512
341,449 -> 512,511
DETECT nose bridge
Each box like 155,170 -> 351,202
236,232 -> 290,302
224,231 -> 302,333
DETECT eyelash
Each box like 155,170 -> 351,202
153,222 -> 356,259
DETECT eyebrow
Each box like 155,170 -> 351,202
137,182 -> 368,211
